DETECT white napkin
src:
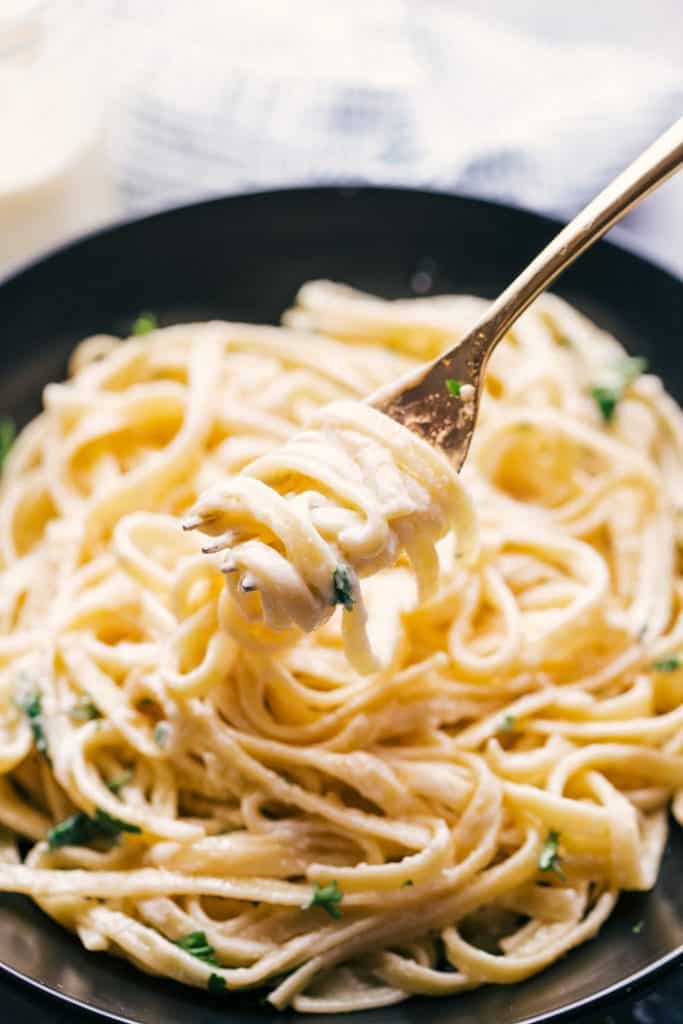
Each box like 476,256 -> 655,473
38,0 -> 683,221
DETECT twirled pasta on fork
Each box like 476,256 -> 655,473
185,399 -> 477,673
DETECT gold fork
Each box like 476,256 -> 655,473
370,117 -> 683,468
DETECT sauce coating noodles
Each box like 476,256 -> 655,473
186,401 -> 477,674
0,283 -> 681,1013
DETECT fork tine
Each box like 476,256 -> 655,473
202,530 -> 240,554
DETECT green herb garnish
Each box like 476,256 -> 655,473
652,657 -> 680,672
499,714 -> 516,734
208,973 -> 226,993
16,689 -> 50,762
46,812 -> 97,849
590,355 -> 647,423
538,830 -> 564,878
47,808 -> 141,850
153,722 -> 169,747
632,919 -> 644,934
619,356 -> 648,386
69,699 -> 101,722
590,385 -> 619,423
401,879 -> 414,888
174,931 -> 218,965
0,418 -> 15,468
331,565 -> 355,612
92,808 -> 140,837
106,770 -> 133,795
305,880 -> 343,919
446,378 -> 462,396
131,312 -> 158,336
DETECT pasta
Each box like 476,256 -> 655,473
184,400 -> 477,674
0,281 -> 682,1013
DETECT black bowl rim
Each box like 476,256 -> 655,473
3,932 -> 683,1024
1,932 -> 681,1024
1,182 -> 682,293
0,184 -> 682,1024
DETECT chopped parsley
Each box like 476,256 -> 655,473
499,714 -> 516,734
16,689 -> 50,762
538,830 -> 564,878
0,418 -> 15,468
131,312 -> 158,336
305,880 -> 343,919
652,656 -> 680,672
590,385 -> 619,423
331,564 -> 355,612
590,355 -> 648,423
47,808 -> 141,850
174,931 -> 218,965
619,356 -> 648,386
208,973 -> 226,993
153,722 -> 170,747
445,378 -> 462,396
106,770 -> 133,795
69,699 -> 101,722
632,919 -> 644,934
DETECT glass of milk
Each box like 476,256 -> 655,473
0,0 -> 119,276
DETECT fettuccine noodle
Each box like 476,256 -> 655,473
185,400 -> 477,674
0,281 -> 681,1013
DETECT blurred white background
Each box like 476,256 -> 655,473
460,0 -> 683,272
1,0 -> 682,275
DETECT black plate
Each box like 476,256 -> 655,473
0,187 -> 682,1024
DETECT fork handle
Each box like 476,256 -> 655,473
475,116 -> 683,348
372,117 -> 683,466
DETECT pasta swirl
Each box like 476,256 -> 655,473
0,285 -> 680,1013
186,401 -> 477,673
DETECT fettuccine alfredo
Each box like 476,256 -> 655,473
0,281 -> 681,1013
